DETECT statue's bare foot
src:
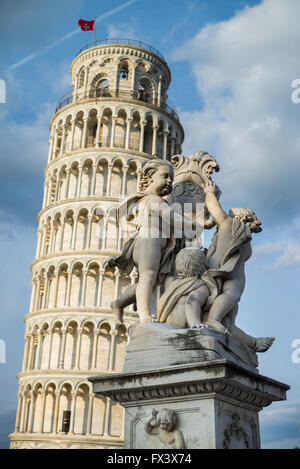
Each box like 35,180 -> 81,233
206,320 -> 230,335
110,301 -> 123,323
254,337 -> 275,352
139,313 -> 155,324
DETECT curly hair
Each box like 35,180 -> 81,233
175,247 -> 207,279
228,208 -> 255,222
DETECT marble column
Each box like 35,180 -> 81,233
86,216 -> 93,250
86,393 -> 95,435
157,75 -> 162,107
27,335 -> 35,370
52,130 -> 58,160
42,273 -> 49,309
59,219 -> 65,251
66,268 -> 73,307
35,331 -> 42,369
75,327 -> 83,369
92,328 -> 99,369
163,129 -> 169,160
47,329 -> 53,369
28,391 -> 36,433
19,395 -> 27,433
21,337 -> 29,372
69,391 -> 77,434
96,270 -> 104,306
81,117 -> 88,148
103,397 -> 111,437
80,269 -> 88,307
53,391 -> 60,434
15,394 -> 23,433
71,215 -> 79,249
58,328 -> 67,369
47,135 -> 54,163
60,125 -> 66,156
139,120 -> 146,152
108,331 -> 117,371
121,166 -> 128,199
37,331 -> 44,369
53,269 -> 60,308
110,117 -> 117,148
34,277 -> 41,311
64,167 -> 71,199
76,165 -> 83,197
39,391 -> 47,433
91,164 -> 98,195
70,119 -> 76,151
152,124 -> 158,155
106,165 -> 113,197
125,117 -> 132,149
96,114 -> 102,147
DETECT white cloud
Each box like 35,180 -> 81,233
106,18 -> 139,40
171,0 -> 300,226
0,102 -> 51,178
253,239 -> 300,269
274,240 -> 300,269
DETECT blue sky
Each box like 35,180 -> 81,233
0,0 -> 300,449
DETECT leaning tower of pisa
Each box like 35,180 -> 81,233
9,39 -> 184,449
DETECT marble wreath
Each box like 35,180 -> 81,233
108,151 -> 274,353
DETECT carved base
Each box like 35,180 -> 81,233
124,322 -> 259,373
90,360 -> 289,449
9,433 -> 123,450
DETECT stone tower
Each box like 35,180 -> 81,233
9,39 -> 184,449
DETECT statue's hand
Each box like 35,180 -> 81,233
150,408 -> 158,418
202,180 -> 216,194
204,219 -> 216,230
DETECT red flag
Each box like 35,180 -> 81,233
78,19 -> 95,31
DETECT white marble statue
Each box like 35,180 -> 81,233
109,159 -> 196,324
156,246 -> 273,352
156,247 -> 209,328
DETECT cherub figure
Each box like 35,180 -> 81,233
144,408 -> 185,449
109,159 -> 196,324
157,246 -> 273,352
202,180 -> 274,351
157,247 -> 209,328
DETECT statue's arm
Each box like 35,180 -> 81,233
145,409 -> 159,435
204,181 -> 228,227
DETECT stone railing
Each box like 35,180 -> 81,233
75,38 -> 165,60
55,89 -> 179,121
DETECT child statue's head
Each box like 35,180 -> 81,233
138,160 -> 174,196
157,409 -> 176,432
229,208 -> 262,233
175,248 -> 207,279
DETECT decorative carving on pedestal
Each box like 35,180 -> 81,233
222,413 -> 250,449
144,408 -> 185,449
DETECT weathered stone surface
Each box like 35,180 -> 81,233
90,359 -> 289,449
124,322 -> 258,373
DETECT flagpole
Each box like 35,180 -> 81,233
93,16 -> 96,45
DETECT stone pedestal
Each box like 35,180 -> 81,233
89,324 -> 289,449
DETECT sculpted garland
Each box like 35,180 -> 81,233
109,151 -> 274,353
